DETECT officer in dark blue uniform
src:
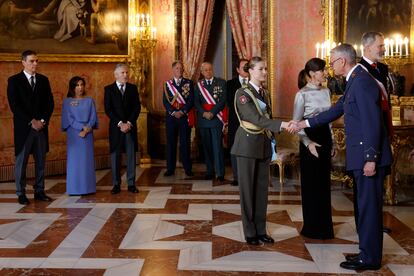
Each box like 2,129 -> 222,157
162,61 -> 194,177
194,62 -> 227,181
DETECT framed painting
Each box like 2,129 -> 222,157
0,0 -> 131,62
324,0 -> 414,48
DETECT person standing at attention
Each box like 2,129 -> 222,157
62,76 -> 98,195
163,61 -> 194,177
7,50 -> 54,205
226,59 -> 249,186
194,62 -> 227,182
104,63 -> 141,194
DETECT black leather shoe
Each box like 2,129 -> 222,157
164,170 -> 174,177
18,195 -> 30,205
217,176 -> 225,182
231,180 -> 238,186
340,260 -> 381,270
345,253 -> 360,262
185,171 -> 194,177
257,234 -> 275,244
205,174 -> 213,180
34,192 -> 52,202
383,226 -> 391,233
128,186 -> 139,193
246,237 -> 262,245
111,185 -> 121,194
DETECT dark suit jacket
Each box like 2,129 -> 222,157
7,71 -> 54,155
231,84 -> 281,159
226,77 -> 241,148
308,65 -> 392,171
104,82 -> 141,153
194,77 -> 227,128
359,57 -> 389,95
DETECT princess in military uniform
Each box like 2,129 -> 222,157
231,57 -> 292,245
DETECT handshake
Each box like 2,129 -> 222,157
280,120 -> 307,134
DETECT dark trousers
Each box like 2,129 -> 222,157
199,127 -> 224,177
353,168 -> 386,266
237,156 -> 270,238
165,116 -> 191,173
230,154 -> 238,181
15,129 -> 47,196
110,132 -> 136,187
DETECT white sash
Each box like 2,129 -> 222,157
197,81 -> 225,126
166,80 -> 186,104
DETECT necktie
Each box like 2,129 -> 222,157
371,62 -> 377,69
176,79 -> 181,86
207,80 -> 211,86
120,84 -> 125,96
30,76 -> 35,91
242,78 -> 247,86
259,87 -> 264,98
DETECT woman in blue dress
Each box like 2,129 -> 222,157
62,76 -> 98,195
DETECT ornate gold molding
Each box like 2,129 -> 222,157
267,1 -> 276,115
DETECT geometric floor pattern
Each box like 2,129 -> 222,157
0,162 -> 414,275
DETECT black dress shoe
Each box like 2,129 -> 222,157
111,185 -> 121,194
340,260 -> 381,270
205,174 -> 213,180
345,253 -> 360,262
217,176 -> 225,182
164,170 -> 174,177
18,195 -> 30,205
245,237 -> 262,245
231,180 -> 238,186
257,234 -> 275,244
185,171 -> 194,177
127,186 -> 139,193
34,192 -> 52,202
383,226 -> 391,233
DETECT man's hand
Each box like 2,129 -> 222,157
308,142 -> 321,158
119,123 -> 130,133
281,120 -> 300,133
174,111 -> 184,119
79,130 -> 87,138
203,111 -> 213,120
31,119 -> 44,131
83,125 -> 92,133
363,161 -> 376,176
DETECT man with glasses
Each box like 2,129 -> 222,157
296,44 -> 392,271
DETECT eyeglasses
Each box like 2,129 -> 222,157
329,57 -> 341,67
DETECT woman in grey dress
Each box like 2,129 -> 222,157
293,58 -> 335,239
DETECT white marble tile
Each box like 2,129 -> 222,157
384,206 -> 414,231
212,221 -> 244,242
40,257 -> 78,268
102,259 -> 144,276
267,222 -> 299,242
48,247 -> 86,258
0,257 -> 45,268
161,204 -> 212,220
168,194 -> 239,200
334,222 -> 358,242
119,215 -> 160,248
153,221 -> 184,240
331,190 -> 355,211
383,234 -> 410,255
387,264 -> 414,276
192,181 -> 213,191
177,242 -> 212,269
213,204 -> 241,216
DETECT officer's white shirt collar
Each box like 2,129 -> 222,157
345,64 -> 361,81
174,77 -> 182,84
248,80 -> 261,92
362,56 -> 375,65
238,75 -> 248,85
23,70 -> 35,83
205,77 -> 214,83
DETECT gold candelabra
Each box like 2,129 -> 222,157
128,12 -> 157,164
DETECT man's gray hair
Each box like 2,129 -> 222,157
331,44 -> 357,65
114,63 -> 128,72
361,31 -> 384,47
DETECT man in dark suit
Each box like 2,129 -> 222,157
296,44 -> 392,270
104,63 -> 141,194
226,59 -> 249,186
7,50 -> 54,205
162,61 -> 194,177
358,31 -> 393,234
194,62 -> 227,181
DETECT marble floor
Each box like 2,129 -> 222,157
0,162 -> 414,275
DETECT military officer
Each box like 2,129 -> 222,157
163,61 -> 194,177
194,62 -> 227,181
231,57 -> 292,245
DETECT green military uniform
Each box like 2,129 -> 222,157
231,83 -> 282,239
194,77 -> 227,179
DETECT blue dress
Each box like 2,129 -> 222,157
61,97 -> 98,195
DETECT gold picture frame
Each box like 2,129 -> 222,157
0,0 -> 132,62
323,0 -> 414,51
